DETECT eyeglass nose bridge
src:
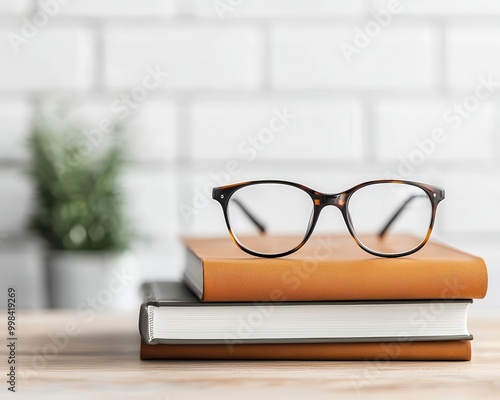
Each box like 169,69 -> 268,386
316,193 -> 347,209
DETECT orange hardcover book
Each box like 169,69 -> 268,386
183,234 -> 488,302
140,340 -> 471,361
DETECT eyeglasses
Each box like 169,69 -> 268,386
212,180 -> 445,258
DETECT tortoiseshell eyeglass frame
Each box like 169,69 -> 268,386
212,179 -> 445,258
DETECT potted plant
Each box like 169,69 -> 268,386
27,118 -> 139,309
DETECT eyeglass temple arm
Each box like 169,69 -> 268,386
377,194 -> 428,238
231,198 -> 267,234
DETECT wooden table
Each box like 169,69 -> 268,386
1,310 -> 499,399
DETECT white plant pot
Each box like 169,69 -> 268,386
48,251 -> 140,310
0,235 -> 48,309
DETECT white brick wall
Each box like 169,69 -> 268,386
50,0 -> 176,17
0,98 -> 32,161
103,25 -> 263,89
271,24 -> 438,89
0,0 -> 33,15
192,0 -> 365,18
0,170 -> 32,232
0,25 -> 94,89
446,25 -> 500,89
1,0 -> 500,307
62,97 -> 178,162
189,99 -> 362,161
441,174 -> 500,233
374,0 -> 500,15
123,100 -> 178,162
375,99 -> 494,161
122,169 -> 178,241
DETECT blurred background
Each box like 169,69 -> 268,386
0,0 -> 499,309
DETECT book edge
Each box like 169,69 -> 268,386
140,339 -> 472,361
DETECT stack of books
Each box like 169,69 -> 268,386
139,234 -> 487,361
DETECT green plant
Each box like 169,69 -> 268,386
27,120 -> 132,252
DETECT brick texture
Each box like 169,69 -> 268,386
446,25 -> 500,89
0,98 -> 32,161
104,25 -> 262,89
0,25 -> 94,89
271,24 -> 438,89
63,97 -> 178,162
193,0 -> 364,18
373,0 -> 500,15
0,170 -> 32,232
189,99 -> 363,160
0,0 -> 32,15
375,99 -> 494,161
48,0 -> 176,17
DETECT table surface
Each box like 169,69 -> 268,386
1,310 -> 499,399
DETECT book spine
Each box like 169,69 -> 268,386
138,304 -> 155,345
